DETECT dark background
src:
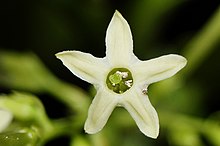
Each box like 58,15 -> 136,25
0,0 -> 220,145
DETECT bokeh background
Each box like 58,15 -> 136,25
0,0 -> 220,146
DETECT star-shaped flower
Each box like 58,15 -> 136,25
0,109 -> 13,132
56,10 -> 187,138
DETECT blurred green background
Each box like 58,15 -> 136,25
0,0 -> 220,146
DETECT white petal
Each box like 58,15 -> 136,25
56,51 -> 108,84
120,88 -> 159,138
133,54 -> 187,84
106,10 -> 134,66
0,109 -> 13,132
84,89 -> 118,134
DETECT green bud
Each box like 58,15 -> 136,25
0,127 -> 39,146
0,92 -> 44,121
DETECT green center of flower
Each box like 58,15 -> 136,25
106,68 -> 133,94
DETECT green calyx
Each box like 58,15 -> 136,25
106,68 -> 133,94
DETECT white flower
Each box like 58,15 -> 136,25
0,109 -> 13,132
56,10 -> 187,138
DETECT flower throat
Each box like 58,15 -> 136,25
106,68 -> 133,94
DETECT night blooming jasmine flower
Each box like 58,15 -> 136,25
0,109 -> 13,132
56,11 -> 187,138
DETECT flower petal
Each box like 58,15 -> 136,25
120,88 -> 159,138
84,89 -> 118,134
106,10 -> 134,66
0,109 -> 13,132
133,54 -> 187,84
56,51 -> 108,84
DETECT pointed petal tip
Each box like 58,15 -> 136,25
84,116 -> 105,134
84,124 -> 100,134
84,126 -> 93,134
111,10 -> 126,23
55,53 -> 61,59
122,90 -> 160,139
83,89 -> 118,135
114,10 -> 122,17
182,56 -> 187,66
106,10 -> 134,65
173,54 -> 187,68
141,126 -> 159,139
55,51 -> 70,59
165,54 -> 187,69
138,116 -> 159,139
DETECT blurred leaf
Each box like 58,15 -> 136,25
0,50 -> 90,117
149,6 -> 220,103
203,114 -> 220,146
154,81 -> 204,115
183,6 -> 220,77
0,51 -> 57,92
71,136 -> 90,146
131,0 -> 184,52
161,112 -> 204,146
168,125 -> 204,146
